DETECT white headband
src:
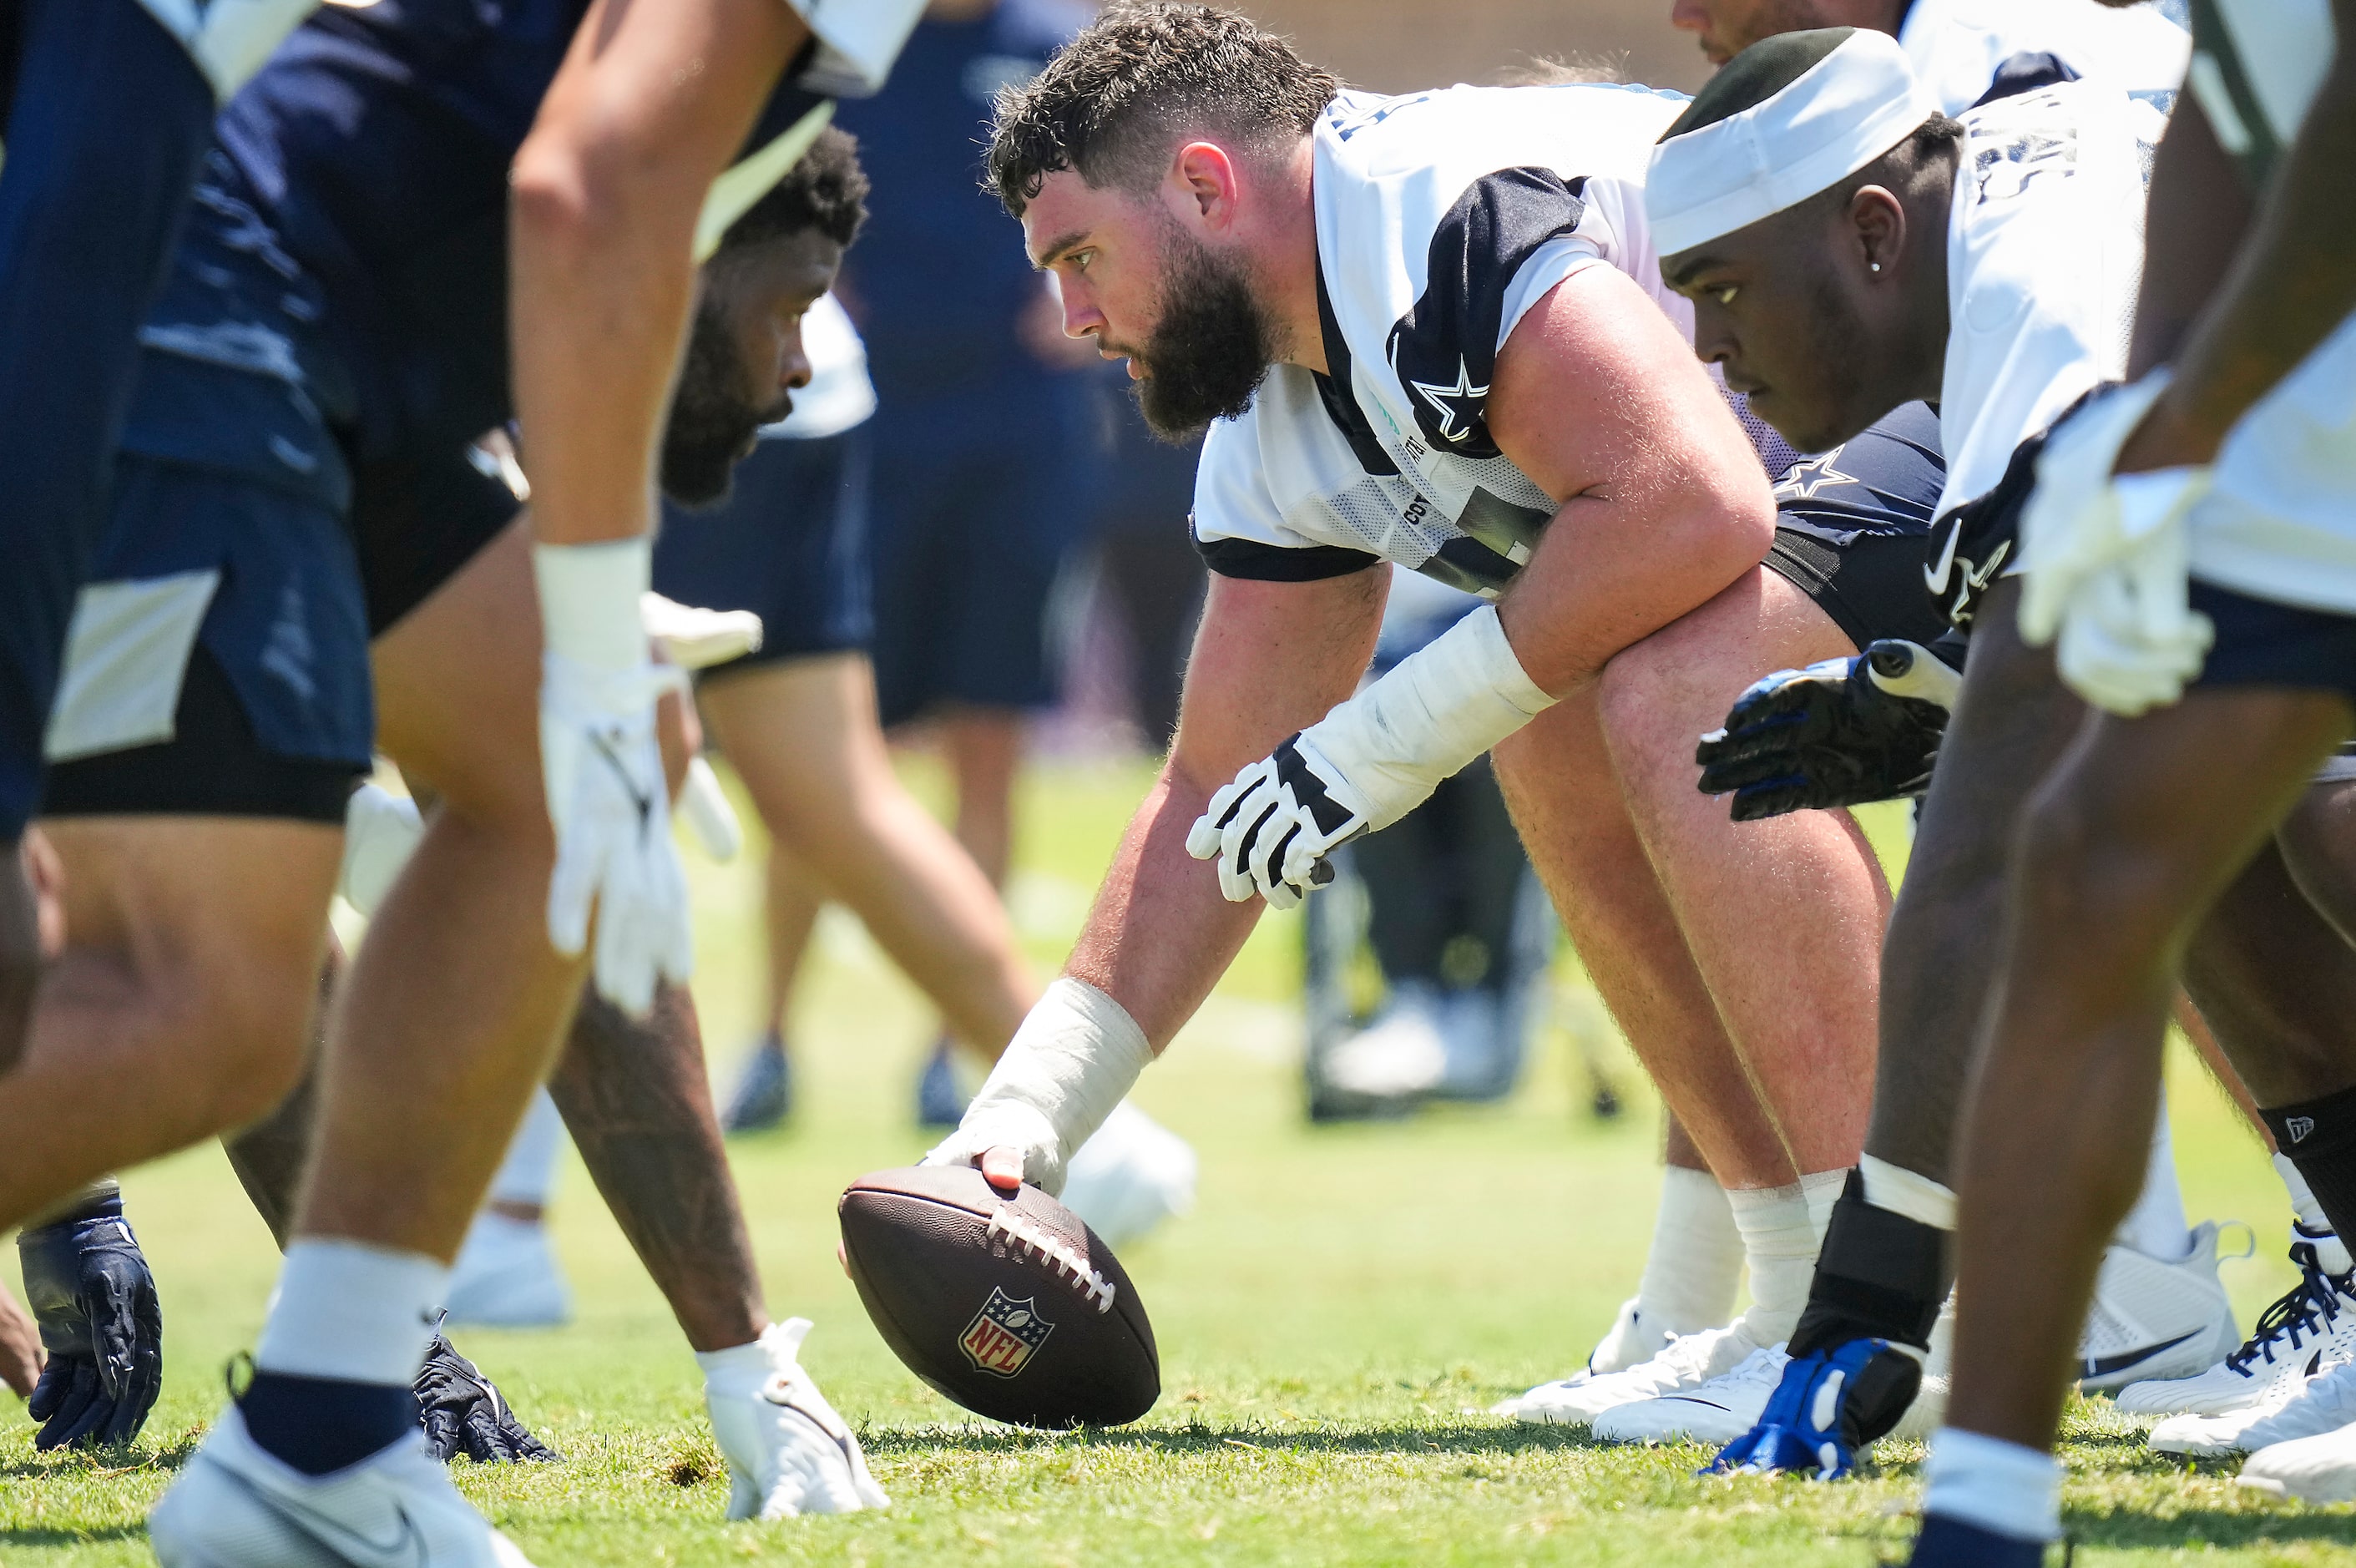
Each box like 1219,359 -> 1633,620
1646,30 -> 1939,257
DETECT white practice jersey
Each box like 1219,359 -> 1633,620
2182,0 -> 2356,612
1935,78 -> 2154,523
1191,83 -> 1691,599
1899,0 -> 2191,116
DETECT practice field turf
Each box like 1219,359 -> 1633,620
3,756 -> 2348,1565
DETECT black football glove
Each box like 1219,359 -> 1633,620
1696,640 -> 1963,822
417,1327 -> 559,1464
18,1195 -> 164,1449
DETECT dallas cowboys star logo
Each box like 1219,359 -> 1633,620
1773,448 -> 1858,501
1407,360 -> 1489,446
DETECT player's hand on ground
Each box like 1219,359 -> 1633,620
18,1206 -> 163,1449
0,1283 -> 43,1399
539,650 -> 695,1015
416,1330 -> 559,1464
1186,736 -> 1372,909
1695,641 -> 1960,821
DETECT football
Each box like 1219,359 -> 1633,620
838,1166 -> 1160,1429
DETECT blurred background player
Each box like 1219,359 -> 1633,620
832,0 -> 1112,1121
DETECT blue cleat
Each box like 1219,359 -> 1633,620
1707,1336 -> 1920,1479
916,1039 -> 968,1128
720,1034 -> 793,1134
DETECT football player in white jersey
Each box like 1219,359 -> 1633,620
918,3 -> 1954,1420
1914,0 -> 2356,1542
1638,20 -> 2356,1517
1667,0 -> 2190,111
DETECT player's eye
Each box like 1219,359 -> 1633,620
1712,284 -> 1739,307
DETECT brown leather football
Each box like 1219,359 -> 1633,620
838,1166 -> 1159,1428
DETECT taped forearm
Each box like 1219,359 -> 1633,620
924,979 -> 1155,1196
1301,604 -> 1555,831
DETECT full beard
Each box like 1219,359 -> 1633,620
1131,226 -> 1280,443
660,307 -> 790,509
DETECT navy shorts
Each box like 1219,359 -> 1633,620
864,387 -> 1102,727
2191,579 -> 2356,711
653,426 -> 874,675
0,0 -> 215,837
1757,401 -> 1952,651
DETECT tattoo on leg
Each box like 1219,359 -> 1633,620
546,983 -> 766,1352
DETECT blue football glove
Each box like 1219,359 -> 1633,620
1707,1337 -> 1923,1479
18,1196 -> 163,1449
1696,640 -> 1962,822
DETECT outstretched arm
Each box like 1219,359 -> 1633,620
1072,566 -> 1387,1047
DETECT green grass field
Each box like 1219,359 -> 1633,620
3,756 -> 2349,1565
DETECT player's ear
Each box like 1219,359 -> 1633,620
1170,140 -> 1241,230
1846,185 -> 1906,281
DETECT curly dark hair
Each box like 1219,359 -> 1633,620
717,124 -> 869,253
986,3 -> 1340,218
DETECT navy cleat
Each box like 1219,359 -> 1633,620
916,1039 -> 968,1129
18,1191 -> 163,1449
720,1033 -> 793,1134
1708,1336 -> 1920,1479
1902,1514 -> 2060,1567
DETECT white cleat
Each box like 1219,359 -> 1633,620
705,1319 -> 889,1521
1592,1344 -> 1790,1445
1495,1320 -> 1776,1427
150,1403 -> 536,1567
2117,1236 -> 2354,1417
1059,1101 -> 1198,1248
1567,1297 -> 1680,1386
2239,1412 -> 2356,1503
2155,1357 -> 2356,1459
444,1212 -> 573,1330
1322,985 -> 1448,1100
2078,1222 -> 2242,1393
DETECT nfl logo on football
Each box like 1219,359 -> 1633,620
959,1287 -> 1054,1378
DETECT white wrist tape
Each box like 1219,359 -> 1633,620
534,538 -> 654,677
782,0 -> 926,96
1299,604 -> 1555,832
926,978 -> 1154,1196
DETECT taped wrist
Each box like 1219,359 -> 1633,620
1298,604 -> 1555,833
534,538 -> 654,676
1788,1169 -> 1953,1355
2263,1081 -> 2356,1249
955,979 -> 1154,1194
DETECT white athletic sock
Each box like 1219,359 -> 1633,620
2111,1089 -> 2192,1262
1633,1165 -> 1744,1338
255,1240 -> 449,1386
488,1090 -> 567,1211
1922,1427 -> 2061,1543
695,1336 -> 770,1384
1727,1169 -> 1847,1343
2276,1152 -> 2354,1273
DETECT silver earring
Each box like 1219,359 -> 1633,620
1870,262 -> 1882,273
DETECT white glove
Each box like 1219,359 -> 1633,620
536,539 -> 695,1015
1186,604 -> 1555,908
640,593 -> 764,671
782,0 -> 926,95
337,782 -> 423,918
133,0 -> 319,100
921,978 -> 1153,1196
2020,375 -> 2215,716
701,1320 -> 889,1520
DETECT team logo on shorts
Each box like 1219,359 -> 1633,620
959,1288 -> 1054,1378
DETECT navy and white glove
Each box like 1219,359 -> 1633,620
1696,640 -> 1962,822
1186,735 -> 1368,911
1186,605 -> 1556,910
417,1328 -> 559,1464
18,1193 -> 163,1449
